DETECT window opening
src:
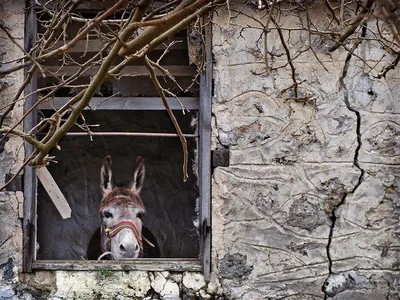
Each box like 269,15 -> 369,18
23,3 -> 212,275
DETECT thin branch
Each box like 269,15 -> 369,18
376,52 -> 400,78
144,56 -> 188,182
36,0 -> 129,61
328,0 -> 375,52
271,16 -> 298,97
378,0 -> 400,45
325,0 -> 341,25
119,0 -> 220,56
30,0 -> 151,167
0,151 -> 36,192
0,23 -> 45,76
263,0 -> 277,73
0,128 -> 43,149
306,9 -> 329,72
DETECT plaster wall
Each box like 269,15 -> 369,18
0,2 -> 399,300
211,3 -> 400,299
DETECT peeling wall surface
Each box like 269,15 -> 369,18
211,3 -> 400,299
0,1 -> 400,300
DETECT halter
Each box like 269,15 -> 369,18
104,220 -> 155,253
105,220 -> 142,250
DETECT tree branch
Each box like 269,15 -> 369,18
328,0 -> 375,52
144,56 -> 188,182
0,127 -> 43,149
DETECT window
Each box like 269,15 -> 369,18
23,2 -> 211,277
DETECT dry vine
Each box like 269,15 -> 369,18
0,0 -> 225,190
1,0 -> 400,190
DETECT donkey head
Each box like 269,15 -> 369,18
99,155 -> 145,259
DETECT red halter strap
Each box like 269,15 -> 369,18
105,220 -> 142,248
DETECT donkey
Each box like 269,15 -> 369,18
87,155 -> 159,259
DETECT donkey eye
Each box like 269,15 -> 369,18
137,212 -> 143,219
103,211 -> 113,218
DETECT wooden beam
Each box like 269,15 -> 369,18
23,6 -> 38,272
199,23 -> 212,281
37,167 -> 71,219
37,97 -> 199,110
32,259 -> 202,272
51,40 -> 187,53
45,65 -> 197,77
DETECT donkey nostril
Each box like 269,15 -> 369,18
135,244 -> 139,251
119,244 -> 126,252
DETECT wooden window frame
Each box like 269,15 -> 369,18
22,6 -> 212,279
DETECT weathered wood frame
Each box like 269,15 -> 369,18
23,6 -> 38,272
199,24 -> 212,281
22,8 -> 213,277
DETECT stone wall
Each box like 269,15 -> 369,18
0,0 -> 26,298
211,3 -> 400,299
0,1 -> 399,299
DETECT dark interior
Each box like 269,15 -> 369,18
37,110 -> 199,260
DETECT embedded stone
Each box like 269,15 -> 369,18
182,272 -> 206,290
218,253 -> 253,280
151,272 -> 167,294
160,280 -> 180,299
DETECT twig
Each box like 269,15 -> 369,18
378,0 -> 400,45
376,52 -> 400,78
271,16 -> 298,97
144,56 -> 188,182
0,127 -> 42,149
340,0 -> 345,29
306,9 -> 329,72
92,92 -> 121,110
263,0 -> 277,73
0,150 -> 36,192
0,65 -> 36,128
328,0 -> 374,52
119,0 -> 223,56
30,0 -> 152,167
148,57 -> 185,92
0,23 -> 46,77
325,0 -> 341,25
36,0 -> 129,61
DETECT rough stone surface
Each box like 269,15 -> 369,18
182,272 -> 206,290
211,3 -> 400,300
159,280 -> 180,299
151,272 -> 167,294
218,254 -> 253,280
54,271 -> 151,299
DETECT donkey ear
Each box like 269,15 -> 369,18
100,155 -> 113,197
128,156 -> 145,193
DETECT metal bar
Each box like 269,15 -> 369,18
38,97 -> 199,111
37,132 -> 198,138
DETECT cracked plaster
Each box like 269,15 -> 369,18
211,3 -> 400,299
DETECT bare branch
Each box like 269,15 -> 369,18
0,127 -> 43,149
328,0 -> 375,52
144,56 -> 188,182
271,16 -> 299,97
0,151 -> 36,192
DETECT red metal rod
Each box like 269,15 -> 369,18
37,132 -> 198,138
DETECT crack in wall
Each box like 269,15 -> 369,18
323,28 -> 367,299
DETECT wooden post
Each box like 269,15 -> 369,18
199,22 -> 212,281
22,5 -> 38,272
